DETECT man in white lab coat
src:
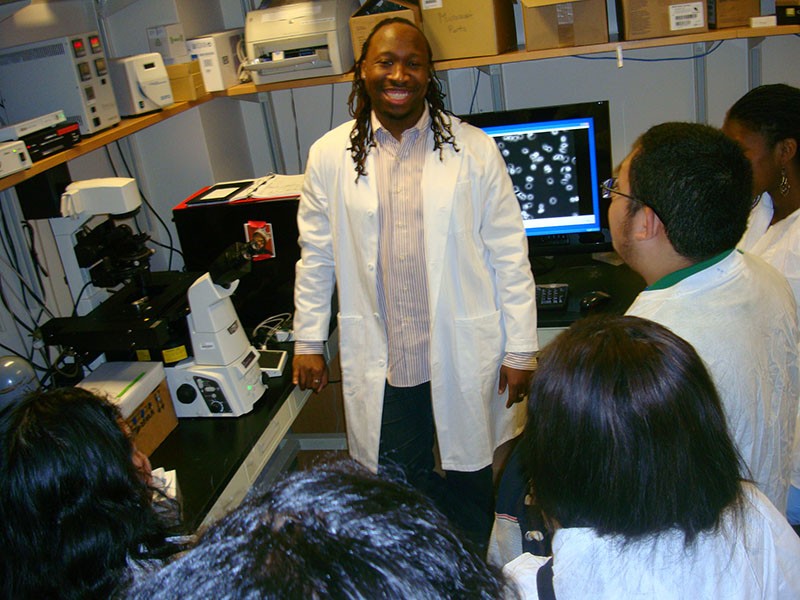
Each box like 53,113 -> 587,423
291,18 -> 538,548
611,122 -> 800,512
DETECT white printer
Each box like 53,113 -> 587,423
244,0 -> 359,85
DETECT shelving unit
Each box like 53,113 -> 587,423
1,23 -> 797,193
0,94 -> 215,191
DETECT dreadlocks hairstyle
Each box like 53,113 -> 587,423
347,17 -> 458,181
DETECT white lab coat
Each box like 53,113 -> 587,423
739,198 -> 800,491
738,193 -> 774,252
626,251 -> 800,510
293,115 -> 537,472
503,484 -> 800,600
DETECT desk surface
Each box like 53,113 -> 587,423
149,364 -> 295,533
534,252 -> 646,327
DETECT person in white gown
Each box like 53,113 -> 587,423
723,83 -> 800,524
503,314 -> 800,600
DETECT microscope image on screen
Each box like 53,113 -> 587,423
496,128 -> 581,221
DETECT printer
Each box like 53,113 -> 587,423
244,0 -> 359,85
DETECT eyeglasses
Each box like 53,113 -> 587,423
600,177 -> 637,202
601,177 -> 664,223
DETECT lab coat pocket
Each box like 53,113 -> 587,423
337,314 -> 365,392
453,310 -> 503,396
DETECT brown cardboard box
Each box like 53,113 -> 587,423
521,0 -> 609,51
421,0 -> 517,61
78,361 -> 178,457
708,0 -> 760,28
350,0 -> 423,61
166,60 -> 207,102
617,0 -> 708,40
124,378 -> 178,456
776,0 -> 800,24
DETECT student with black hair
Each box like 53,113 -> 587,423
611,122 -> 799,512
723,83 -> 800,525
125,459 -> 518,600
504,315 -> 800,599
0,387 -> 182,599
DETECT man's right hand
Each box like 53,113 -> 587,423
293,354 -> 328,393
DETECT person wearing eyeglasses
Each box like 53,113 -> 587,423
722,84 -> 800,529
608,122 -> 800,515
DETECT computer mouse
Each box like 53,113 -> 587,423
580,290 -> 612,312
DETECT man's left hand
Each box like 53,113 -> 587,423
499,365 -> 535,408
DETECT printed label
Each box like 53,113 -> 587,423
422,0 -> 444,9
669,2 -> 705,30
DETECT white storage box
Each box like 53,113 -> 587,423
186,29 -> 243,92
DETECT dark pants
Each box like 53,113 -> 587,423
378,381 -> 494,553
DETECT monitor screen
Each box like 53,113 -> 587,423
461,100 -> 612,256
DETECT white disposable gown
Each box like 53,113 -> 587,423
626,251 -> 799,510
504,484 -> 800,600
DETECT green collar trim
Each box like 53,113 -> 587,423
647,249 -> 736,291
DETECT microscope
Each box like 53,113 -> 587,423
164,242 -> 267,417
41,178 -> 266,416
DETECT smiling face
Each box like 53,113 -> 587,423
361,21 -> 431,139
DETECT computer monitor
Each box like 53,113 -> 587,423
461,100 -> 613,259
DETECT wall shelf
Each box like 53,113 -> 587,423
0,94 -> 215,192
1,24 -> 797,193
219,24 -> 800,98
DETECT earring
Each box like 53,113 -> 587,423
780,167 -> 791,196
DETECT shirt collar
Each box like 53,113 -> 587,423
647,249 -> 737,291
371,104 -> 431,143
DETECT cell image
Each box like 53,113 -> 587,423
495,130 -> 581,220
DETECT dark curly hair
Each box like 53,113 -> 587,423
0,387 -> 179,599
347,17 -> 458,181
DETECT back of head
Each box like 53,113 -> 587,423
630,122 -> 753,261
125,459 -> 511,600
725,83 -> 800,160
0,387 -> 167,599
522,314 -> 743,545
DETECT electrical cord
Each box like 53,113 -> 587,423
469,68 -> 482,114
575,40 -> 725,62
252,312 -> 293,348
107,143 -> 184,270
0,253 -> 56,320
71,280 -> 93,317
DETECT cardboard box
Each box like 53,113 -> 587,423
617,0 -> 708,41
166,60 -> 207,101
147,23 -> 190,65
77,361 -> 178,457
350,0 -> 423,61
521,0 -> 608,51
708,0 -> 760,28
186,29 -> 243,92
776,0 -> 800,24
421,0 -> 517,61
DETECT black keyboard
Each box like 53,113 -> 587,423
536,283 -> 569,311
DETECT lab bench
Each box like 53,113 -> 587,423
149,331 -> 341,533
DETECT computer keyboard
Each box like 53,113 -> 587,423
536,283 -> 569,311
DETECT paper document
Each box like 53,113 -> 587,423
229,173 -> 304,201
251,173 -> 304,199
